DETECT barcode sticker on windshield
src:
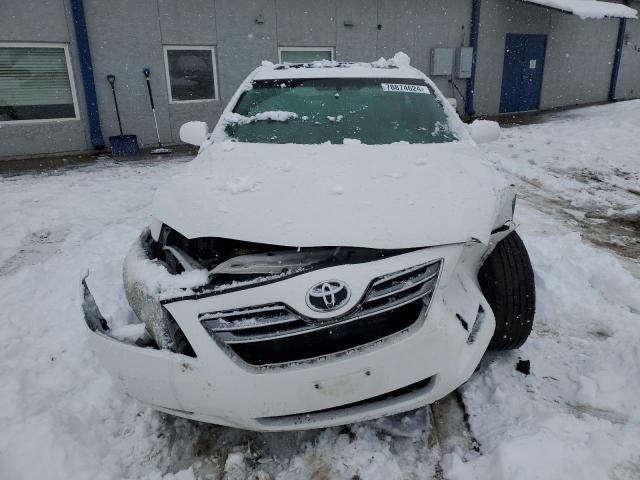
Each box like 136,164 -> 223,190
381,83 -> 430,94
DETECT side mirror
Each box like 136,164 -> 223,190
179,121 -> 209,146
468,120 -> 501,144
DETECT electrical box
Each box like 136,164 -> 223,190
457,47 -> 474,79
430,48 -> 454,76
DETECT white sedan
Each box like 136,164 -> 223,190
82,54 -> 535,431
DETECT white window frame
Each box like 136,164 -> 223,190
278,46 -> 336,63
0,42 -> 80,124
163,45 -> 219,104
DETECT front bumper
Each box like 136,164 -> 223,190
83,242 -> 495,431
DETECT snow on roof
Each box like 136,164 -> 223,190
522,0 -> 637,19
254,52 -> 424,80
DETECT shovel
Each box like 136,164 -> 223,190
106,74 -> 140,157
143,68 -> 172,155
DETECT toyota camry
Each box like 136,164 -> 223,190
82,53 -> 535,431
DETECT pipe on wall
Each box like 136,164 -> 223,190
70,0 -> 104,150
608,16 -> 627,102
465,0 -> 481,117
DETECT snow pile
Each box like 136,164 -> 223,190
258,52 -> 413,76
523,0 -> 637,19
123,234 -> 209,301
372,51 -> 411,68
222,453 -> 247,480
446,206 -> 640,480
109,322 -> 148,343
390,51 -> 411,67
448,100 -> 640,480
131,467 -> 196,480
276,59 -> 340,69
307,59 -> 340,68
223,111 -> 298,125
482,100 -> 640,241
468,120 -> 501,144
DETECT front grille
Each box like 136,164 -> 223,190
200,260 -> 441,366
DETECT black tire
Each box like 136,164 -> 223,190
478,231 -> 536,351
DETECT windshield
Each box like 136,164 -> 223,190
224,77 -> 457,145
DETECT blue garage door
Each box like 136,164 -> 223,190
500,34 -> 547,113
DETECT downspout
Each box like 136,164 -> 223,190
465,0 -> 481,117
70,0 -> 104,150
608,16 -> 627,102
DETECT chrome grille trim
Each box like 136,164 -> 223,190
200,304 -> 301,332
371,262 -> 438,287
364,270 -> 438,303
200,259 -> 442,365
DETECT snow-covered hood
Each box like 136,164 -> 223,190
152,142 -> 507,249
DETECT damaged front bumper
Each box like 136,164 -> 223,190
82,239 -> 495,431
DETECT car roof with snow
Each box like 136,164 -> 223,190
253,55 -> 423,81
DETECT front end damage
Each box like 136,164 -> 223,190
82,225 -> 503,431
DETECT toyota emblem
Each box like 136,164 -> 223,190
306,280 -> 351,312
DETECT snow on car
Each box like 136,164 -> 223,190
81,53 -> 536,431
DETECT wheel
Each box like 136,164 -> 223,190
478,231 -> 536,350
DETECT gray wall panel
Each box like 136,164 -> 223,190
617,18 -> 640,100
215,0 -> 278,101
0,121 -> 88,159
159,0 -> 217,45
541,15 -> 618,110
0,0 -> 90,159
275,0 -> 337,47
84,0 -> 172,148
336,0 -> 378,61
168,101 -> 223,141
0,0 -> 69,42
376,0 -> 416,61
159,0 -> 219,141
414,0 -> 471,107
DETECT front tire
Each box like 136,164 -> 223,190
479,231 -> 536,351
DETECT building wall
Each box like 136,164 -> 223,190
617,16 -> 640,100
0,0 -> 92,158
541,15 -> 618,110
84,0 -> 171,149
412,0 -> 473,98
474,0 -> 628,115
0,0 -> 471,158
1,0 -> 639,159
337,0 -> 379,61
474,0 -> 552,115
1,0 -> 473,159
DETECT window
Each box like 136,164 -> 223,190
0,43 -> 79,122
278,47 -> 335,64
163,46 -> 217,103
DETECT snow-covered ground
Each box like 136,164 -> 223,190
1,101 -> 639,479
485,100 -> 640,269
